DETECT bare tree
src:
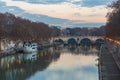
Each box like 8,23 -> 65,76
105,0 -> 120,38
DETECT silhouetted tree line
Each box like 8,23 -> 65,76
105,0 -> 120,38
61,26 -> 105,36
50,26 -> 61,37
0,12 -> 60,42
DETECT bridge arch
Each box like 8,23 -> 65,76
95,38 -> 105,49
80,38 -> 92,46
54,39 -> 64,45
95,39 -> 105,45
53,36 -> 104,46
67,38 -> 77,46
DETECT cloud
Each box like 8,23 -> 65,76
0,0 -> 107,28
20,13 -> 72,25
12,0 -> 115,7
0,1 -> 6,6
0,1 -> 104,28
0,1 -> 26,14
73,12 -> 81,16
12,0 -> 69,4
0,1 -> 71,26
74,0 -> 115,7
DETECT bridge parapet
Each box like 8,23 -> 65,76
53,36 -> 104,42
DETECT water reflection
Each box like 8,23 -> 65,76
65,46 -> 98,56
0,46 -> 98,80
23,52 -> 37,61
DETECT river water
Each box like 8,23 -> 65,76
0,46 -> 99,80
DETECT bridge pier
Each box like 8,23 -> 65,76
52,36 -> 104,47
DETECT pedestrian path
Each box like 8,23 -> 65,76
99,44 -> 120,80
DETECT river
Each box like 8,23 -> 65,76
0,46 -> 99,80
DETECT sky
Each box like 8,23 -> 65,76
0,0 -> 116,28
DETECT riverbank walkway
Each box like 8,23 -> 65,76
99,43 -> 120,80
0,47 -> 23,57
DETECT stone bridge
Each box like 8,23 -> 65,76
51,36 -> 104,45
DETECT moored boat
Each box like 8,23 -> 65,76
23,42 -> 38,53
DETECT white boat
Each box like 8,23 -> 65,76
23,42 -> 38,53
